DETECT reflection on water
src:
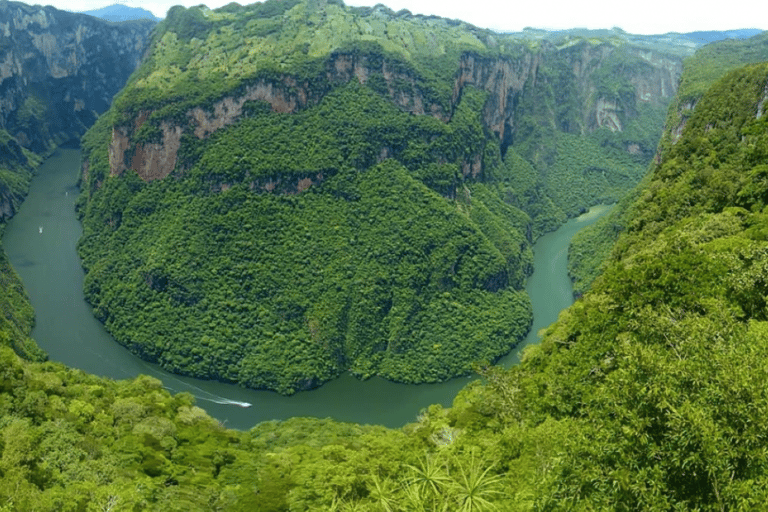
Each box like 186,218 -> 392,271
2,147 -> 612,430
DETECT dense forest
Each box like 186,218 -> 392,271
77,0 -> 683,393
3,0 -> 768,508
1,55 -> 768,511
569,31 -> 768,295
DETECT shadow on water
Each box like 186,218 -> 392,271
2,147 -> 612,430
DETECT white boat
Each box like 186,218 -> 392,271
39,226 -> 42,234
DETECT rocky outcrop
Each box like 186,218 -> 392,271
109,120 -> 182,181
190,77 -> 316,139
757,78 -> 768,119
108,50 -> 453,182
628,49 -> 681,104
595,97 -> 623,132
669,99 -> 698,144
453,43 -> 682,157
326,52 -> 448,120
108,40 -> 684,186
0,1 -> 155,153
454,52 -> 543,149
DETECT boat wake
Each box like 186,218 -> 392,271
144,365 -> 253,408
194,397 -> 252,408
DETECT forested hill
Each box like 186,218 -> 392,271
2,55 -> 768,511
492,60 -> 768,509
569,30 -> 768,295
78,0 -> 687,394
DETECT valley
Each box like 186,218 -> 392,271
1,0 -> 768,508
1,146 -> 611,428
75,0 -> 688,393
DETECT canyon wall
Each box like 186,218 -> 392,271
0,1 -> 155,154
107,42 -> 683,184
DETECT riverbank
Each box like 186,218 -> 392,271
3,147 -> 612,429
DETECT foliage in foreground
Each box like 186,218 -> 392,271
3,51 -> 768,512
501,62 -> 768,509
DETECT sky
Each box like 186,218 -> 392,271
45,0 -> 766,35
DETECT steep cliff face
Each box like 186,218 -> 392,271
108,51 -> 452,182
454,51 -> 542,150
0,1 -> 155,154
106,42 -> 683,185
455,44 -> 681,157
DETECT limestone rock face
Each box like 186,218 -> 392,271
453,43 -> 681,159
107,51 -> 453,182
107,42 -> 684,185
0,1 -> 155,153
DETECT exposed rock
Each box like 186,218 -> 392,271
670,99 -> 698,144
190,77 -> 316,139
327,52 -> 447,119
108,50 -> 455,183
454,43 -> 681,157
757,78 -> 768,119
109,40 -> 683,189
0,1 -> 155,154
595,97 -> 622,132
454,51 -> 542,148
629,49 -> 682,103
129,123 -> 183,181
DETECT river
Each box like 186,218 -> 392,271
2,147 -> 612,429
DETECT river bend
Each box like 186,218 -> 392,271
2,148 -> 611,429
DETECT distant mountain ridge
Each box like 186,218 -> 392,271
82,4 -> 160,22
509,26 -> 765,56
683,28 -> 764,44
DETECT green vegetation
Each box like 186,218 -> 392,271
0,343 -> 526,510
502,61 -> 768,508
507,38 -> 673,220
113,0 -> 488,120
676,31 -> 768,105
0,245 -> 44,361
542,131 -> 643,214
5,58 -> 768,508
78,0 -> 683,393
569,32 -> 768,294
0,129 -> 35,210
662,31 -> 768,155
3,1 -> 768,508
79,83 -> 533,394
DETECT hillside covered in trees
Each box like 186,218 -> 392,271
569,31 -> 768,295
2,48 -> 768,511
4,0 -> 768,508
77,0 -> 687,393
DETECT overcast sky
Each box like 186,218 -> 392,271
50,0 -> 766,35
